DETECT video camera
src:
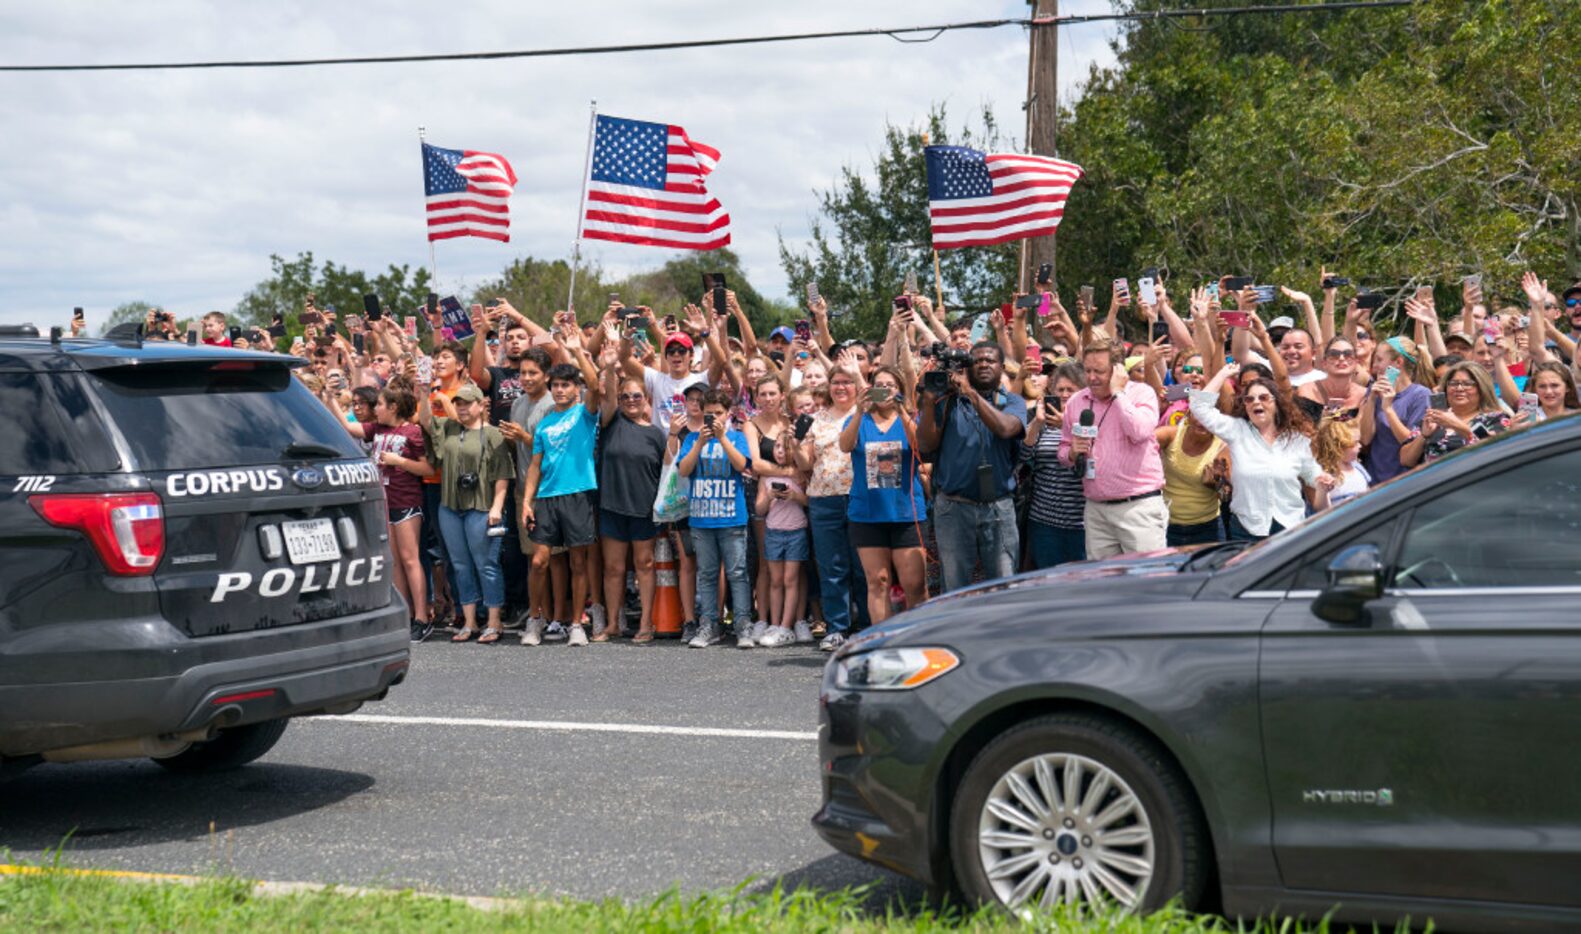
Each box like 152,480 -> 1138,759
920,342 -> 971,394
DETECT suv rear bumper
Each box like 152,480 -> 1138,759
0,604 -> 408,757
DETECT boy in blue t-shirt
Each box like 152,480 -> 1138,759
676,388 -> 754,648
521,327 -> 602,647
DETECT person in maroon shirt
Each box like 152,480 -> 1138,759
328,382 -> 436,641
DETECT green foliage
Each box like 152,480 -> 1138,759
98,301 -> 159,336
779,105 -> 1020,341
231,252 -> 432,332
469,255 -> 606,328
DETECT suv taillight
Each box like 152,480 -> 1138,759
30,492 -> 165,576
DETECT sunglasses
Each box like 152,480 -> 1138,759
1326,349 -> 1357,359
1181,365 -> 1204,375
665,347 -> 690,356
1445,381 -> 1477,390
1243,393 -> 1276,404
618,392 -> 646,403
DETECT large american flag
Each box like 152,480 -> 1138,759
581,114 -> 730,251
925,146 -> 1083,250
422,143 -> 518,243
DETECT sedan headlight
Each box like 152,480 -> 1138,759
833,647 -> 959,691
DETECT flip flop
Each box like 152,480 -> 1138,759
452,627 -> 478,642
477,627 -> 503,644
631,630 -> 656,644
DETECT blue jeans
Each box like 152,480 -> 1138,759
1027,520 -> 1086,569
436,505 -> 504,609
1227,514 -> 1285,543
933,496 -> 1019,593
808,495 -> 861,634
691,525 -> 752,630
1167,518 -> 1224,548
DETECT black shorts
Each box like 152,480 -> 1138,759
388,505 -> 422,525
600,510 -> 658,543
848,520 -> 922,551
529,490 -> 597,548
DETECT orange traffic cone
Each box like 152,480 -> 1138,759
652,533 -> 685,638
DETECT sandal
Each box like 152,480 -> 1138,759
631,630 -> 656,644
452,627 -> 478,642
477,627 -> 503,644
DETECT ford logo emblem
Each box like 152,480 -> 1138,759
292,467 -> 325,489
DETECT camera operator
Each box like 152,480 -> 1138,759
1058,340 -> 1168,559
918,342 -> 1028,593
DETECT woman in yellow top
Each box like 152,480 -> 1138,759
1155,415 -> 1226,547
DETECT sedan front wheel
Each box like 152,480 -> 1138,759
949,713 -> 1209,915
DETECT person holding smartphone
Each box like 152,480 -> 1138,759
1402,361 -> 1511,467
839,367 -> 928,624
752,434 -> 810,647
1022,361 -> 1089,567
793,367 -> 867,652
676,389 -> 754,649
1359,337 -> 1432,484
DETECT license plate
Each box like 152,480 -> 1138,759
283,518 -> 340,565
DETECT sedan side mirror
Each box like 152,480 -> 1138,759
1310,544 -> 1385,625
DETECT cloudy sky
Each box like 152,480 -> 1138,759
1,2 -> 1121,332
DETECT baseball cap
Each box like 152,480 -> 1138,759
454,383 -> 486,403
1267,316 -> 1296,330
665,333 -> 694,351
1561,282 -> 1581,304
1124,355 -> 1144,372
1443,330 -> 1473,348
769,326 -> 795,342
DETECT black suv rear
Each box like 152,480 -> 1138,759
0,327 -> 408,774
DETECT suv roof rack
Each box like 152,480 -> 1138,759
0,324 -> 41,338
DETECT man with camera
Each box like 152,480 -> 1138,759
1059,340 -> 1168,559
918,342 -> 1028,593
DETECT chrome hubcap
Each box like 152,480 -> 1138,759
976,752 -> 1155,912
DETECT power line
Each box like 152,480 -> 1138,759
0,2 -> 1419,73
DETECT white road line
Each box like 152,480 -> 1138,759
311,712 -> 818,741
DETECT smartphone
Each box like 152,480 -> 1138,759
794,319 -> 812,343
969,313 -> 990,342
268,319 -> 287,338
360,293 -> 380,321
1463,273 -> 1483,303
1482,320 -> 1500,345
353,333 -> 365,354
770,479 -> 788,492
416,355 -> 434,384
608,292 -> 620,305
300,309 -> 324,326
903,269 -> 918,294
1356,293 -> 1385,311
1025,344 -> 1042,367
1384,366 -> 1400,386
1037,293 -> 1052,317
1252,285 -> 1277,305
1164,384 -> 1190,403
793,412 -> 816,440
404,316 -> 419,338
185,326 -> 198,345
865,387 -> 890,404
531,333 -> 556,346
1518,315 -> 1530,328
1322,276 -> 1351,289
72,306 -> 84,322
805,281 -> 821,306
228,326 -> 242,344
1205,282 -> 1220,302
1429,391 -> 1448,410
426,292 -> 439,317
1519,392 -> 1543,421
661,314 -> 677,332
1151,320 -> 1171,342
1036,263 -> 1053,288
1013,295 -> 1041,311
1001,303 -> 1018,325
1113,278 -> 1131,306
1223,276 -> 1254,292
1045,393 -> 1064,413
1079,284 -> 1095,308
1218,311 -> 1252,329
1138,276 -> 1157,306
893,295 -> 912,313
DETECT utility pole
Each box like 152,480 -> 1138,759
1020,0 -> 1059,295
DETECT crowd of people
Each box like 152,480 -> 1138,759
111,267 -> 1581,650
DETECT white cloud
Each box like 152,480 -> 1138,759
0,1 -> 1120,333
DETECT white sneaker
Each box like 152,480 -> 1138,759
520,617 -> 545,646
758,626 -> 793,648
688,621 -> 722,648
750,620 -> 769,642
792,620 -> 814,644
586,603 -> 608,637
568,624 -> 589,647
819,632 -> 847,653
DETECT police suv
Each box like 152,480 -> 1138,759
0,325 -> 408,776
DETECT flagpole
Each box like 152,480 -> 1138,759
567,100 -> 597,315
419,126 -> 438,291
921,133 -> 945,311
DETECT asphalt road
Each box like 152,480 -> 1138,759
0,638 -> 924,905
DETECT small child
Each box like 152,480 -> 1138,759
753,434 -> 809,647
1313,418 -> 1371,509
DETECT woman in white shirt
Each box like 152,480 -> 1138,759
1188,364 -> 1335,541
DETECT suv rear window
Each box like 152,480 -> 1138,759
0,373 -> 120,474
87,362 -> 365,471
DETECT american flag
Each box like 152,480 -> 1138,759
925,145 -> 1083,250
422,143 -> 518,243
581,114 -> 730,251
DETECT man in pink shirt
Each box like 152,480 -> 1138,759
1059,341 -> 1169,559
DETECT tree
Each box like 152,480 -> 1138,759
468,256 -> 606,328
779,106 -> 1019,340
232,252 -> 431,331
613,249 -> 795,337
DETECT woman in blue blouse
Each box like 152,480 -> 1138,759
839,366 -> 928,623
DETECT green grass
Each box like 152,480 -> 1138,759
0,862 -> 1408,933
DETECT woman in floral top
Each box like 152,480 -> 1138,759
793,366 -> 862,652
1401,361 -> 1511,467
